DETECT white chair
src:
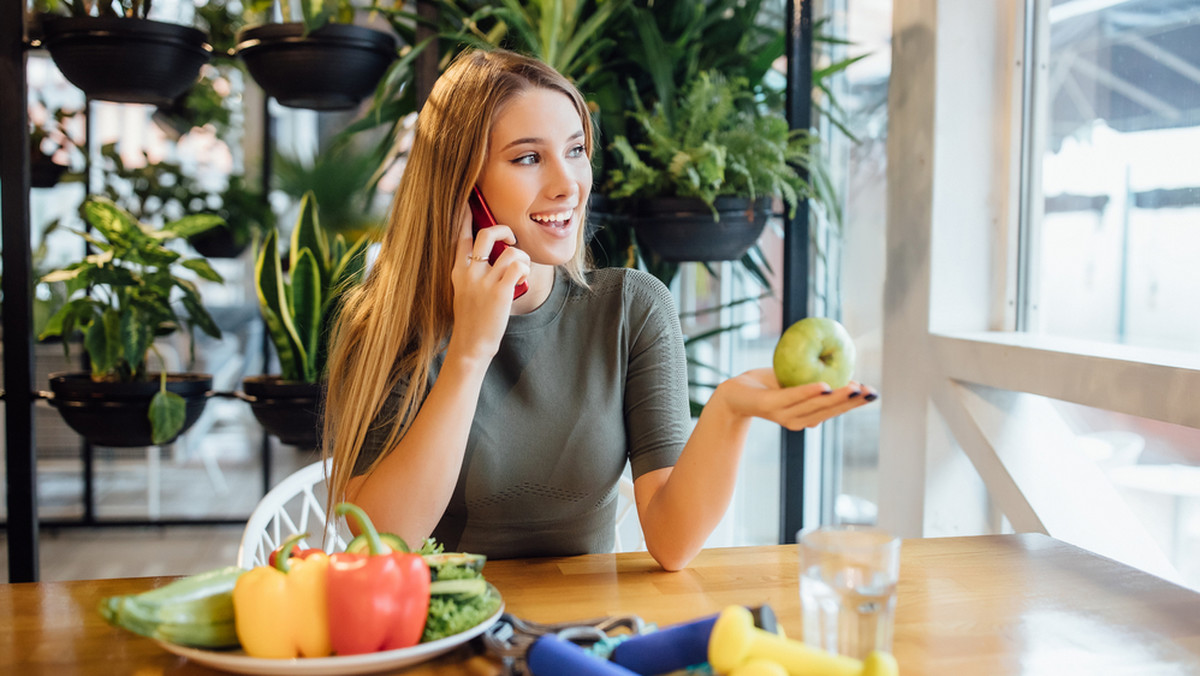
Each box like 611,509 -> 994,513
237,458 -> 348,569
239,459 -> 645,567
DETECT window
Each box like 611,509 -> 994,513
880,0 -> 1200,592
1025,0 -> 1200,351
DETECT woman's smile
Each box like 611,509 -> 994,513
529,207 -> 577,235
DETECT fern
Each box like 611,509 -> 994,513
605,70 -> 814,217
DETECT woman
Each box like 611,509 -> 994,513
323,49 -> 875,571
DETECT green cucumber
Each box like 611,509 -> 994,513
423,552 -> 486,574
345,532 -> 409,554
430,578 -> 488,598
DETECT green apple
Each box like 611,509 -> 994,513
773,317 -> 857,389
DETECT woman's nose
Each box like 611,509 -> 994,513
544,158 -> 581,199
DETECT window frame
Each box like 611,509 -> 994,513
878,0 -> 1200,581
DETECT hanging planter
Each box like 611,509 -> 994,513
235,23 -> 397,111
45,373 -> 212,448
240,375 -> 323,449
30,155 -> 68,189
40,17 -> 212,107
630,196 -> 772,263
187,224 -> 251,259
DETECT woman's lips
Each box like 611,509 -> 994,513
530,209 -> 575,234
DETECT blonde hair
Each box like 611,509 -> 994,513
323,48 -> 595,513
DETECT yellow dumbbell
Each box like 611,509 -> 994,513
708,606 -> 898,676
731,658 -> 789,676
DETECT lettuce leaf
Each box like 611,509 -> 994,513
421,586 -> 502,643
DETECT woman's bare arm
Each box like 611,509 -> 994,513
635,369 -> 876,570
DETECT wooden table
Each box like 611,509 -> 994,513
3,533 -> 1199,675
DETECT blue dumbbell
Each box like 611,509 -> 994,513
527,633 -> 641,676
610,605 -> 779,675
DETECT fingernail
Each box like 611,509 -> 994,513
821,388 -> 833,395
864,393 -> 878,402
848,390 -> 861,399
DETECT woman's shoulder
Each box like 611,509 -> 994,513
583,266 -> 669,294
579,267 -> 675,313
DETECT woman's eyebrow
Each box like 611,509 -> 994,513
499,129 -> 585,152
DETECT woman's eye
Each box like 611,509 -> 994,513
513,153 -> 539,165
567,144 -> 586,158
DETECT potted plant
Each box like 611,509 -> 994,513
355,0 -> 631,179
35,0 -> 212,107
96,145 -> 273,259
236,0 -> 399,110
187,175 -> 277,259
37,198 -> 226,446
243,191 -> 370,448
28,98 -> 84,189
603,70 -> 814,263
273,138 -> 386,244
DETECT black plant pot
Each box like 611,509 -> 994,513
235,23 -> 397,111
630,196 -> 773,263
30,155 -> 68,189
188,225 -> 250,259
241,375 -> 323,449
46,372 -> 212,447
41,17 -> 212,107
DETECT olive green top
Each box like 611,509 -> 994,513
355,267 -> 691,557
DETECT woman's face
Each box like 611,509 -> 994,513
475,87 -> 591,267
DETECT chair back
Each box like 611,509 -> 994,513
237,458 -> 348,569
241,460 -> 646,565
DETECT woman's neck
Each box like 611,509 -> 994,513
509,263 -> 556,315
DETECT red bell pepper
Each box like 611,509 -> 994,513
267,542 -> 325,568
327,502 -> 431,655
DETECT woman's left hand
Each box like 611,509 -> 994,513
714,368 -> 877,431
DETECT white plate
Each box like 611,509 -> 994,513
155,602 -> 504,675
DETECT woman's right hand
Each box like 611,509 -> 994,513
448,211 -> 530,362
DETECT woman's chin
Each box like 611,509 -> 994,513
528,242 -> 580,267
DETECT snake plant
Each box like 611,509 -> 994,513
255,191 -> 370,383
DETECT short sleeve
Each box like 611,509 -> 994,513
621,270 -> 692,479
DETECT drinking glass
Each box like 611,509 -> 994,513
798,524 -> 900,659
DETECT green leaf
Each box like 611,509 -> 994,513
289,249 -> 322,383
176,279 -> 222,339
86,310 -> 122,377
82,199 -> 136,248
181,258 -> 224,283
290,192 -> 329,282
255,229 -> 306,381
328,234 -> 371,298
149,387 -> 186,445
39,303 -> 70,342
164,214 -> 226,240
560,0 -> 629,80
120,308 -> 154,378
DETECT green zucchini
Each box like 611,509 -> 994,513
430,578 -> 488,598
98,565 -> 244,648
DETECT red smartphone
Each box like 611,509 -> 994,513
468,186 -> 528,299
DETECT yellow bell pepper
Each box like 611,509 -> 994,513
233,533 -> 332,658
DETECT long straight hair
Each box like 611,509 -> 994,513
323,49 -> 595,513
